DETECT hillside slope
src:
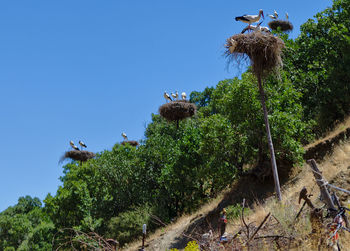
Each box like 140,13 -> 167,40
126,118 -> 350,250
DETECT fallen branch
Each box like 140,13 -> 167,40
254,235 -> 294,240
248,212 -> 271,243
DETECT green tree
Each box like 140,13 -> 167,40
285,0 -> 350,133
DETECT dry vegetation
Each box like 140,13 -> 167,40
268,20 -> 294,32
60,150 -> 96,163
125,118 -> 350,250
121,140 -> 139,147
225,32 -> 285,78
159,100 -> 197,124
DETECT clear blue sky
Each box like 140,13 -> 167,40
0,0 -> 332,212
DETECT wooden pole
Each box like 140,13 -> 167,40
307,159 -> 336,210
257,76 -> 282,201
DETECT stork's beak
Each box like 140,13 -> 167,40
262,12 -> 265,19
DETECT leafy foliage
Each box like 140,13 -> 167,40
2,0 -> 350,247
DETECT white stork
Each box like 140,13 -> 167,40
122,132 -> 128,141
235,9 -> 264,28
181,92 -> 187,100
285,12 -> 289,20
171,91 -> 178,101
241,21 -> 270,34
70,140 -> 80,151
274,10 -> 279,19
79,140 -> 87,149
268,14 -> 277,20
164,92 -> 172,102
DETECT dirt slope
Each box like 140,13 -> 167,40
125,119 -> 350,251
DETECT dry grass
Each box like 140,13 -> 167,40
159,100 -> 196,122
225,32 -> 285,78
305,116 -> 350,152
123,120 -> 350,250
60,150 -> 96,163
268,20 -> 293,32
122,193 -> 227,251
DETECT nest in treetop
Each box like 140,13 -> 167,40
159,100 -> 197,122
268,20 -> 293,32
60,150 -> 96,163
121,140 -> 139,147
225,32 -> 285,78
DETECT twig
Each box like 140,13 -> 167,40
241,198 -> 250,240
254,235 -> 293,240
248,212 -> 271,243
294,200 -> 307,221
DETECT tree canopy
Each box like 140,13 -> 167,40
1,0 -> 350,248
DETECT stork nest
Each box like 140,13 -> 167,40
159,100 -> 196,122
225,32 -> 285,78
268,20 -> 293,32
121,140 -> 139,147
60,150 -> 96,163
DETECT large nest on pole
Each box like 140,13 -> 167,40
159,100 -> 196,122
225,32 -> 285,78
121,140 -> 139,147
60,150 -> 96,163
268,20 -> 293,32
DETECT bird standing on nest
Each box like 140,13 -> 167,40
285,12 -> 289,20
79,140 -> 87,149
268,14 -> 277,20
164,92 -> 172,103
70,140 -> 80,151
122,132 -> 128,141
235,9 -> 264,29
241,21 -> 270,33
274,10 -> 279,19
181,92 -> 187,100
171,91 -> 178,101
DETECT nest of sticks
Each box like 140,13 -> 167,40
268,20 -> 293,32
225,32 -> 285,78
159,100 -> 196,122
60,150 -> 96,163
121,140 -> 139,147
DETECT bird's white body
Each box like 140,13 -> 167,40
241,22 -> 270,34
164,92 -> 172,102
79,140 -> 87,149
171,91 -> 178,101
268,14 -> 277,20
69,140 -> 80,151
181,92 -> 187,100
235,9 -> 264,26
122,132 -> 128,141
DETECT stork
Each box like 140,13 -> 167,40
70,141 -> 80,151
171,91 -> 178,101
268,14 -> 277,20
164,92 -> 172,102
241,21 -> 270,34
285,12 -> 289,20
235,9 -> 264,29
122,132 -> 128,141
181,92 -> 187,100
79,140 -> 87,149
274,10 -> 279,19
